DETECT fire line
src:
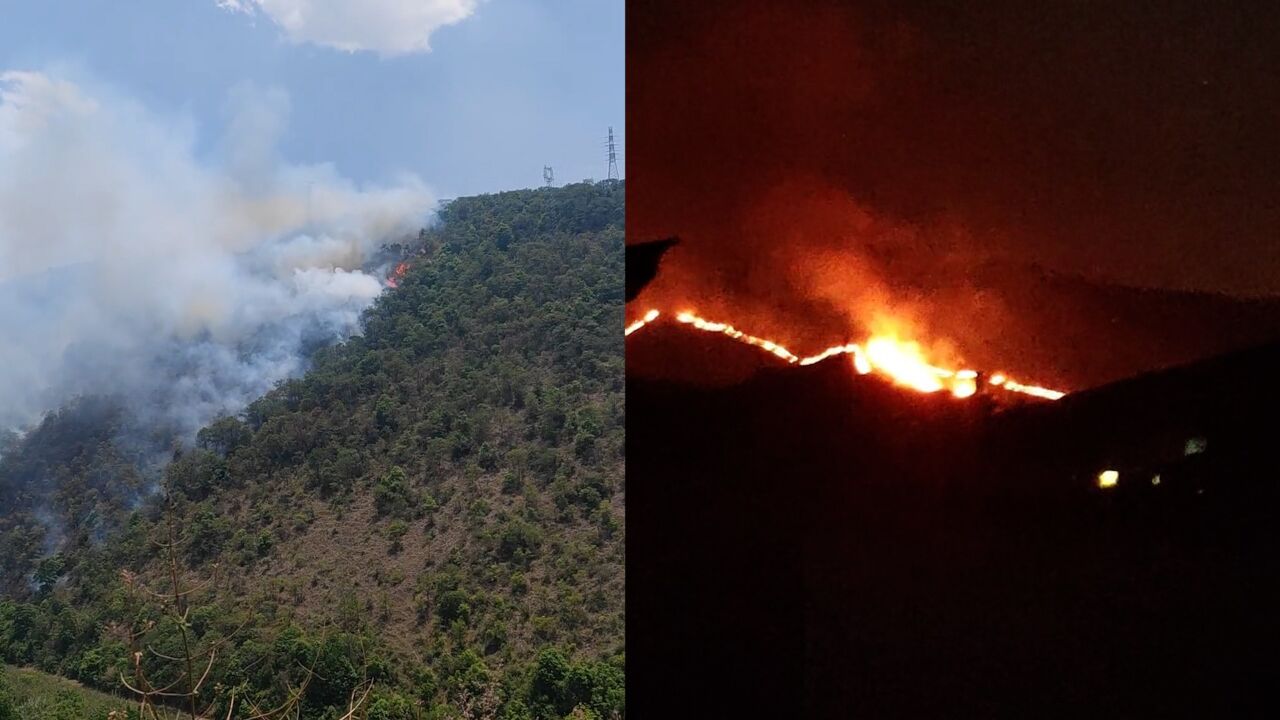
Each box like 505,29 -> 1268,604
626,308 -> 1066,401
625,309 -> 661,336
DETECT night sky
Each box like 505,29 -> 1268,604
628,0 -> 1280,298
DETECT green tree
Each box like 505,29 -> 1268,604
33,554 -> 65,595
367,689 -> 415,720
374,466 -> 414,519
529,648 -> 571,718
197,415 -> 252,456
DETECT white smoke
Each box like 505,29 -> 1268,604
0,70 -> 434,433
217,0 -> 480,56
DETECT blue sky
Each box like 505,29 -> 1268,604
0,0 -> 624,197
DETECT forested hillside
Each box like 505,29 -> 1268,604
0,180 -> 625,719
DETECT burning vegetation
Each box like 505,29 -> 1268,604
625,307 -> 1065,401
385,261 -> 411,288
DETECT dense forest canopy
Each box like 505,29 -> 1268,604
0,180 -> 625,719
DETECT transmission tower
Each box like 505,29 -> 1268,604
543,166 -> 555,187
606,127 -> 619,180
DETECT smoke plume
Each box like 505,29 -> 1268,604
0,70 -> 434,433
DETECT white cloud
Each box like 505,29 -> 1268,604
220,0 -> 480,56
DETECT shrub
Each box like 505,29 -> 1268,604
375,466 -> 415,519
497,520 -> 542,564
386,520 -> 409,554
437,590 -> 472,625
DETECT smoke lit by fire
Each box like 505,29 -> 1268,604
627,308 -> 1065,401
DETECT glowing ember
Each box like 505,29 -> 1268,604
629,309 -> 1067,401
626,309 -> 661,336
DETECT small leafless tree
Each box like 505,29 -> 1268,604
457,681 -> 502,720
113,497 -> 375,719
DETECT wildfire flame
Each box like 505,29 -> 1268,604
625,309 -> 661,336
629,308 -> 1065,401
672,311 -> 800,362
386,261 -> 410,288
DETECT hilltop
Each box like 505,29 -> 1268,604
626,261 -> 1280,392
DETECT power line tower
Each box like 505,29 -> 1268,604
543,166 -> 555,187
606,126 -> 619,180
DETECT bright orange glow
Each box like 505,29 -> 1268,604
864,337 -> 947,393
1097,469 -> 1119,489
629,308 -> 1068,402
625,309 -> 661,336
951,377 -> 977,399
852,350 -> 872,375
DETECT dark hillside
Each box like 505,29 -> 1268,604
629,329 -> 1280,718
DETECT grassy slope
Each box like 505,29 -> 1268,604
4,665 -> 132,719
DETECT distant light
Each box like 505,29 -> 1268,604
1151,474 -> 1161,486
1097,470 -> 1119,489
1185,437 -> 1207,456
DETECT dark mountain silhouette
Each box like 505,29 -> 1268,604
629,323 -> 1280,717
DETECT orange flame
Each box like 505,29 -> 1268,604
863,337 -> 950,393
386,261 -> 410,288
997,378 -> 1064,401
952,370 -> 979,399
625,309 -> 661,336
628,308 -> 1066,401
674,311 -> 800,362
